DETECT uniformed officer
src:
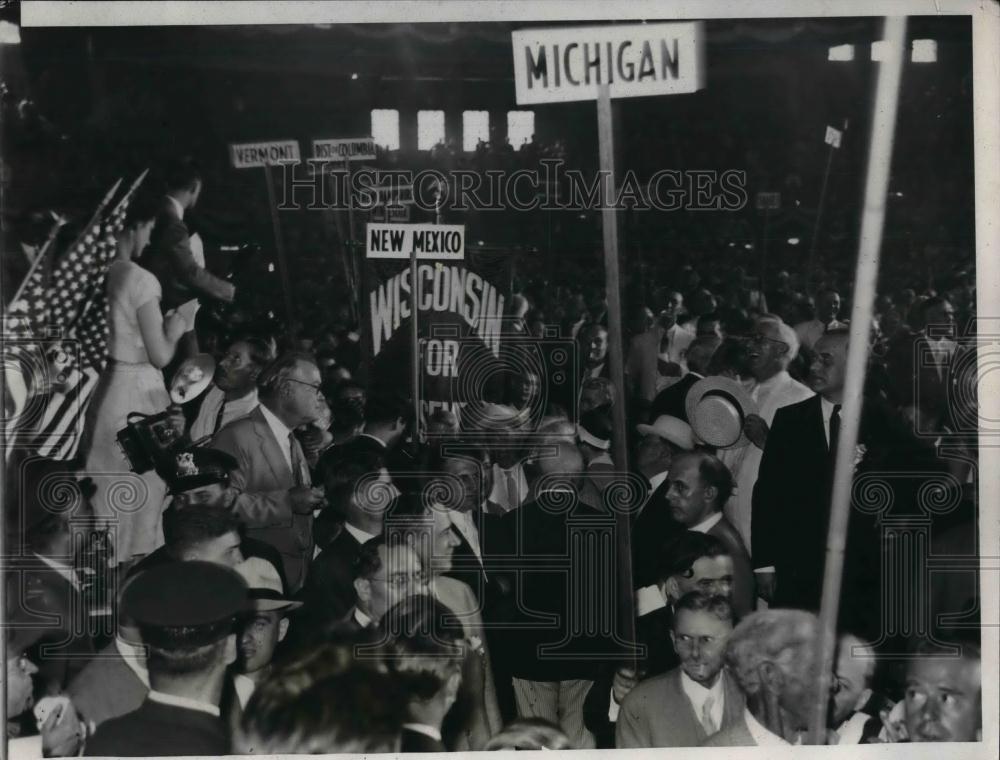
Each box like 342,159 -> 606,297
130,446 -> 288,589
84,561 -> 248,756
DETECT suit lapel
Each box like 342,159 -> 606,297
721,670 -> 747,728
666,669 -> 708,744
250,408 -> 293,485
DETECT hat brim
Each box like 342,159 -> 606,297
248,590 -> 302,612
685,376 -> 759,449
635,419 -> 694,450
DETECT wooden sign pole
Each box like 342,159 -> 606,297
263,163 -> 295,331
806,16 -> 907,745
597,85 -> 637,665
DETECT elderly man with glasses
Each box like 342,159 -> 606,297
718,316 -> 813,557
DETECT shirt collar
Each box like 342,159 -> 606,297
756,370 -> 790,394
588,452 -> 614,467
648,470 -> 669,493
115,636 -> 150,688
166,194 -> 185,220
34,553 -> 79,590
259,402 -> 292,442
358,431 -> 388,448
744,707 -> 790,746
343,522 -> 378,546
834,711 -> 870,744
689,511 -> 724,534
354,607 -> 373,629
820,395 -> 837,422
147,690 -> 220,717
679,669 -> 725,712
403,723 -> 442,742
232,674 -> 257,710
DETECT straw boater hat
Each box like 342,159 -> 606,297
685,376 -> 759,449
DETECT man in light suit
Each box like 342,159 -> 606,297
617,593 -> 744,748
213,352 -> 325,591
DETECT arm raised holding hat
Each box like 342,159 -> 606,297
743,413 -> 770,450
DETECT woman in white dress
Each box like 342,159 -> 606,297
81,195 -> 187,568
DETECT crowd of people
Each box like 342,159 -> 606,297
4,153 -> 982,756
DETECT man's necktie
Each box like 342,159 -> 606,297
829,404 -> 842,457
289,432 -> 309,487
212,400 -> 227,435
701,695 -> 718,735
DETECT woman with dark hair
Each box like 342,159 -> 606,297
80,190 -> 188,568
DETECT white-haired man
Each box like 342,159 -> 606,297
702,609 -> 826,746
719,315 -> 813,554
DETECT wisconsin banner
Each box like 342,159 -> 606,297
361,248 -> 512,425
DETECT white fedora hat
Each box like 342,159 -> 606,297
235,557 -> 302,612
685,376 -> 759,449
636,415 -> 695,451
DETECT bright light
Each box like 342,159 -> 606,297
787,237 -> 800,245
828,44 -> 854,62
463,110 -> 490,152
0,21 -> 21,45
744,243 -> 753,250
417,110 -> 445,151
371,109 -> 400,151
912,39 -> 937,63
350,72 -> 359,80
267,262 -> 275,273
507,111 -> 535,147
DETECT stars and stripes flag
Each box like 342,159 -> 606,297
3,171 -> 147,460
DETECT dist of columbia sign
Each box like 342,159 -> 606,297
512,22 -> 705,105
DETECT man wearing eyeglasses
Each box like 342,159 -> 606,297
213,352 -> 326,592
345,535 -> 429,631
718,316 -> 813,555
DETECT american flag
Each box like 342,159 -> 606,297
3,172 -> 147,460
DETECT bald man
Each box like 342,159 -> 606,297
496,442 -> 617,749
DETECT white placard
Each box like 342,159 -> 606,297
512,22 -> 705,105
229,140 -> 301,169
366,223 -> 465,259
825,125 -> 843,149
312,137 -> 377,161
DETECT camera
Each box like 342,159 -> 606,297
116,410 -> 189,475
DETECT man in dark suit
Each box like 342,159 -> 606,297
617,593 -> 744,747
380,596 -> 464,752
213,353 -> 326,591
433,446 -> 506,604
496,444 -> 619,749
631,415 -> 695,603
141,159 -> 235,312
663,451 -> 754,617
300,447 -> 395,625
84,561 -> 248,756
5,511 -> 96,694
752,328 -> 880,628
